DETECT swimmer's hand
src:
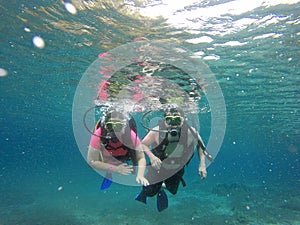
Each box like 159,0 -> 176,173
136,176 -> 149,186
115,164 -> 134,175
150,155 -> 162,170
198,166 -> 207,179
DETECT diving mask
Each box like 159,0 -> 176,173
105,120 -> 125,133
165,115 -> 183,126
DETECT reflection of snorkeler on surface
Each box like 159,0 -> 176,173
136,104 -> 213,212
97,52 -> 206,109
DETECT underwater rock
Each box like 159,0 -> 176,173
280,197 -> 300,212
211,183 -> 250,197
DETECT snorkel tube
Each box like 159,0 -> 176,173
83,104 -> 115,139
186,125 -> 214,162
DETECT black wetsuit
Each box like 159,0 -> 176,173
142,121 -> 195,196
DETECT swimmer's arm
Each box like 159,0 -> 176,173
190,127 -> 207,179
197,143 -> 207,178
87,146 -> 133,175
135,145 -> 149,186
141,127 -> 162,169
141,126 -> 159,146
141,127 -> 157,158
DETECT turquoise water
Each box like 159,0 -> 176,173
1,0 -> 299,224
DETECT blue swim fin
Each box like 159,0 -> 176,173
135,191 -> 148,204
100,172 -> 112,190
157,189 -> 168,212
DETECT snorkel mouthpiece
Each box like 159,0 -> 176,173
170,129 -> 178,137
108,134 -> 119,143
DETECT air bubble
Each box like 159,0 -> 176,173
32,36 -> 45,49
64,2 -> 77,14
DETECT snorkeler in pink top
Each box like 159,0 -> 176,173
87,110 -> 149,188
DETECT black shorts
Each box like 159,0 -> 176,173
142,167 -> 185,196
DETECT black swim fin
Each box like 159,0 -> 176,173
157,189 -> 168,212
135,191 -> 148,204
100,172 -> 112,190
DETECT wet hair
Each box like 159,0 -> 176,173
163,104 -> 184,117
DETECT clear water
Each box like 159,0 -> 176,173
0,0 -> 299,224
